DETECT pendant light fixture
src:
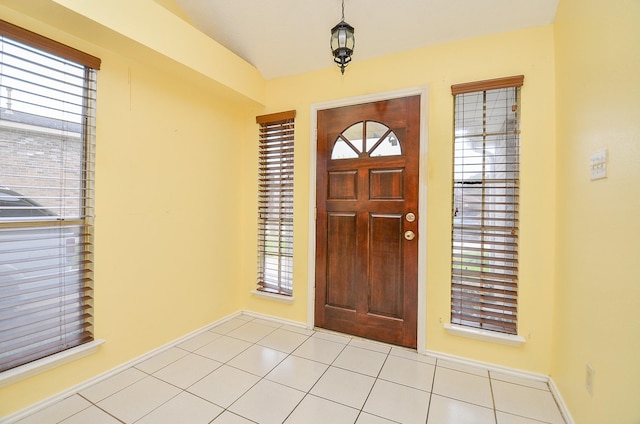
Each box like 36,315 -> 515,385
330,0 -> 355,74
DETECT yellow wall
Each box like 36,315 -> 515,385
0,2 -> 261,416
241,26 -> 558,374
0,0 -> 265,105
552,1 -> 640,423
7,0 -> 638,421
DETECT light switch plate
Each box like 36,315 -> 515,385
590,149 -> 607,180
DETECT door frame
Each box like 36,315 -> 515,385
307,86 -> 429,354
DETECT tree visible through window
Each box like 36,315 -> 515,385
256,111 -> 296,296
450,76 -> 523,335
0,20 -> 100,372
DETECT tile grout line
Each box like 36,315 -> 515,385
147,334 -> 240,416
74,393 -> 126,424
295,332 -> 351,411
488,370 -> 498,424
353,346 -> 391,423
491,371 -> 568,424
218,320 -> 360,422
424,358 -> 440,424
255,327 -> 356,422
219,326 -> 314,423
137,318 -> 274,423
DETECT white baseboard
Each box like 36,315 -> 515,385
240,309 -> 309,330
425,349 -> 549,382
548,375 -> 576,424
0,311 -> 241,424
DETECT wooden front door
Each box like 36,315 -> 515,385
315,96 -> 420,348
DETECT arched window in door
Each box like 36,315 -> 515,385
331,121 -> 402,160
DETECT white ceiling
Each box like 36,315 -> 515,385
173,0 -> 559,80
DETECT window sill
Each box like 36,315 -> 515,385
0,339 -> 105,389
251,290 -> 295,304
444,324 -> 526,347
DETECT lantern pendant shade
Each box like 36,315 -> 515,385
331,20 -> 355,74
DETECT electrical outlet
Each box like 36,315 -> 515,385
585,362 -> 595,395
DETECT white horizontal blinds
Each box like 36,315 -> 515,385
0,20 -> 98,372
256,110 -> 296,296
451,76 -> 523,335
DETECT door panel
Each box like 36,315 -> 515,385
368,214 -> 404,318
315,95 -> 420,348
326,213 -> 357,310
328,171 -> 358,199
370,169 -> 404,199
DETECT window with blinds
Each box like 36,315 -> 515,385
0,20 -> 100,372
256,111 -> 296,296
450,75 -> 523,335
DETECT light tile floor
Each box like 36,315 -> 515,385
13,315 -> 567,424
